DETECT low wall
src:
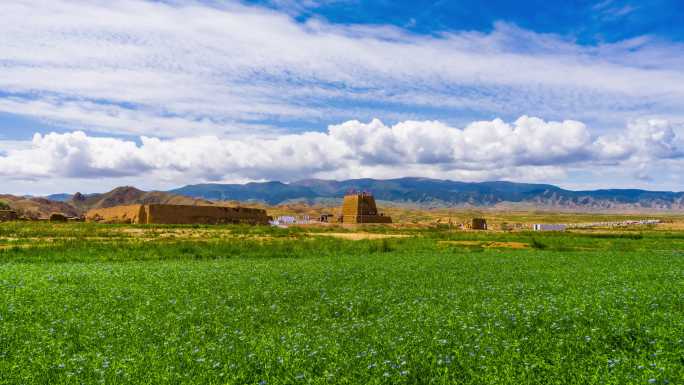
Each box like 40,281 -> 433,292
0,210 -> 18,222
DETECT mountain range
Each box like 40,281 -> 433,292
2,178 -> 682,218
168,178 -> 684,211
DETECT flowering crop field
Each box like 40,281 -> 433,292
0,223 -> 683,384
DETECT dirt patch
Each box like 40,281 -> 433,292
121,228 -> 147,235
438,240 -> 530,249
308,232 -> 411,241
121,228 -> 285,242
0,243 -> 58,250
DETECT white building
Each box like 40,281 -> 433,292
533,224 -> 566,231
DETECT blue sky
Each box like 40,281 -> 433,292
253,0 -> 684,44
0,0 -> 683,194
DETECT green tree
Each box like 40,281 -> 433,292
0,200 -> 10,210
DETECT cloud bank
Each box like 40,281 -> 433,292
1,1 -> 684,192
1,117 -> 680,186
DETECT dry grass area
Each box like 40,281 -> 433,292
265,202 -> 684,231
655,221 -> 684,230
382,208 -> 684,229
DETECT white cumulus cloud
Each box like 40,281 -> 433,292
1,116 -> 681,185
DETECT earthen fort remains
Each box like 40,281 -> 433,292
340,192 -> 392,224
86,204 -> 269,225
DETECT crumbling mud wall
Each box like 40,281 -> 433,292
145,204 -> 269,225
86,205 -> 147,224
86,204 -> 269,225
0,210 -> 18,222
340,193 -> 392,224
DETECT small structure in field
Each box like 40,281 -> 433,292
0,210 -> 18,222
49,213 -> 69,222
269,215 -> 314,227
269,215 -> 313,226
272,216 -> 296,226
319,213 -> 335,223
86,204 -> 269,225
533,224 -> 566,232
470,218 -> 487,230
340,192 -> 392,224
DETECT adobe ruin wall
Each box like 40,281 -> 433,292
86,204 -> 269,225
86,205 -> 147,224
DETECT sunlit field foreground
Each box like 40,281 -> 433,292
1,222 -> 683,384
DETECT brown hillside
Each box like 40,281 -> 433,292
0,195 -> 80,219
0,186 -> 216,219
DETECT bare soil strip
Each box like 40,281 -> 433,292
438,240 -> 530,249
307,232 -> 411,240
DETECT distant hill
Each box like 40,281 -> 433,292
70,186 -> 214,212
170,178 -> 684,211
45,193 -> 73,202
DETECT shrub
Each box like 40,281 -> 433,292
530,238 -> 548,249
368,238 -> 394,253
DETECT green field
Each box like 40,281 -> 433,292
1,223 -> 683,384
